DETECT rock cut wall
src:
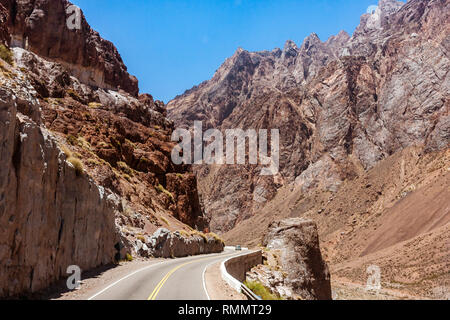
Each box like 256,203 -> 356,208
0,87 -> 121,297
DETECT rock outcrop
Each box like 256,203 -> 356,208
140,228 -> 224,258
247,218 -> 331,300
167,0 -> 450,232
9,47 -> 208,233
0,81 -> 122,297
0,3 -> 8,45
0,0 -> 139,96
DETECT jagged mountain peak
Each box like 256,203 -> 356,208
300,32 -> 322,50
283,39 -> 298,50
378,0 -> 406,13
168,0 -> 449,235
0,0 -> 139,96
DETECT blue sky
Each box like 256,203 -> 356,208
72,0 -> 387,102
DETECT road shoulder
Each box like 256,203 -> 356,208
204,260 -> 247,300
52,258 -> 164,300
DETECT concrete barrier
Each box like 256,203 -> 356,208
220,250 -> 262,295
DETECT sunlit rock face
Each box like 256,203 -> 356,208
0,0 -> 139,96
0,0 -> 211,298
167,0 -> 449,232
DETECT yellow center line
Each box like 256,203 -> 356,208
147,253 -> 236,300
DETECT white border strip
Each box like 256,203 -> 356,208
220,250 -> 259,294
202,260 -> 218,301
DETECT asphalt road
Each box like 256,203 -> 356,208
88,249 -> 241,300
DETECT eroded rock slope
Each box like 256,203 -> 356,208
168,0 -> 449,232
0,0 -> 221,298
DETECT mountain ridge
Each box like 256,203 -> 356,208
167,0 -> 449,232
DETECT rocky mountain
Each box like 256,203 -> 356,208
167,0 -> 449,232
1,0 -> 138,96
167,0 -> 449,298
0,0 -> 221,298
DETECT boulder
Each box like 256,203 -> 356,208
146,228 -> 224,258
262,218 -> 332,300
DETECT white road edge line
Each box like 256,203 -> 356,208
202,260 -> 218,301
87,261 -> 167,300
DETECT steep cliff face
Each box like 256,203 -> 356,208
10,47 -> 208,233
0,3 -> 8,44
0,73 -> 122,297
0,0 -> 212,298
0,0 -> 139,96
167,0 -> 450,232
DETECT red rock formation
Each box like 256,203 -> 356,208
167,0 -> 450,232
0,0 -> 139,96
0,3 -> 8,44
10,47 -> 208,231
0,80 -> 121,298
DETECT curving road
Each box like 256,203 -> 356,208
88,248 -> 240,300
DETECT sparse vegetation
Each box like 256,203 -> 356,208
66,134 -> 92,150
44,98 -> 62,106
207,232 -> 224,244
178,230 -> 191,238
66,134 -> 79,146
124,139 -> 136,149
191,230 -> 208,243
97,141 -> 112,149
66,89 -> 82,101
73,152 -> 83,159
0,60 -> 15,78
176,229 -> 222,244
243,281 -> 283,300
123,174 -> 133,182
160,216 -> 170,226
78,137 -> 92,150
61,145 -> 72,158
126,253 -> 133,262
67,157 -> 84,176
86,158 -> 101,166
117,161 -> 134,176
155,184 -> 174,201
88,102 -> 102,109
0,45 -> 13,65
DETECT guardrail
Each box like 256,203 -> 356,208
220,250 -> 263,301
241,283 -> 262,301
